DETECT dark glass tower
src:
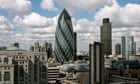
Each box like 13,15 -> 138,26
101,18 -> 112,56
55,9 -> 75,64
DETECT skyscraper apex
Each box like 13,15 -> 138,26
59,8 -> 71,20
103,18 -> 110,23
101,18 -> 112,56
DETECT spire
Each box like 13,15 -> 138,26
59,8 -> 70,20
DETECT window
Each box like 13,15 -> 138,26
4,72 -> 10,81
0,58 -> 1,64
42,56 -> 45,61
19,66 -> 24,81
0,72 -> 1,81
42,66 -> 47,78
4,58 -> 8,64
25,65 -> 27,67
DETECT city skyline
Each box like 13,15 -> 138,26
0,0 -> 140,52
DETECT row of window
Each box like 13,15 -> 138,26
0,58 -> 9,64
0,72 -> 10,81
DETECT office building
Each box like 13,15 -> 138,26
115,43 -> 121,55
133,42 -> 136,54
54,9 -> 75,64
30,42 -> 52,58
89,42 -> 104,84
0,43 -> 48,84
0,55 -> 14,84
121,36 -> 135,59
101,18 -> 112,56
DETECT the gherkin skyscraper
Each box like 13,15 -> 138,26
54,9 -> 75,64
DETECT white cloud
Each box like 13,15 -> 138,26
0,0 -> 31,15
13,12 -> 58,43
94,1 -> 140,28
14,12 -> 54,27
0,15 -> 14,35
56,0 -> 113,13
73,18 -> 94,33
0,15 -> 15,48
40,0 -> 58,11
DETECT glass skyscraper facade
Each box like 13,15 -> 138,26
121,36 -> 136,59
54,9 -> 75,64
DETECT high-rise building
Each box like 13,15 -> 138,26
133,42 -> 136,54
101,18 -> 112,56
89,42 -> 104,84
54,9 -> 75,64
121,36 -> 135,59
115,43 -> 121,55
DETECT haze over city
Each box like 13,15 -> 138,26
0,0 -> 140,52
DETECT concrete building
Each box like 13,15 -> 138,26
115,43 -> 121,55
0,55 -> 14,84
101,18 -> 112,56
89,42 -> 104,84
0,43 -> 48,84
47,66 -> 60,83
121,36 -> 136,59
30,42 -> 52,59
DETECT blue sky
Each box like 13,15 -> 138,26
0,0 -> 140,52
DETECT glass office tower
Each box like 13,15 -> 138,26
55,9 -> 75,64
121,36 -> 135,59
100,18 -> 112,56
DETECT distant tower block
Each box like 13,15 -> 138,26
34,42 -> 40,52
101,18 -> 112,56
115,43 -> 121,55
89,42 -> 104,84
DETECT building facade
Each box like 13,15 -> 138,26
121,36 -> 135,59
89,42 -> 104,84
54,9 -> 76,64
0,55 -> 14,84
0,43 -> 48,84
115,43 -> 121,55
30,42 -> 52,59
101,18 -> 112,56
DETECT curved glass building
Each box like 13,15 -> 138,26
55,9 -> 75,64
